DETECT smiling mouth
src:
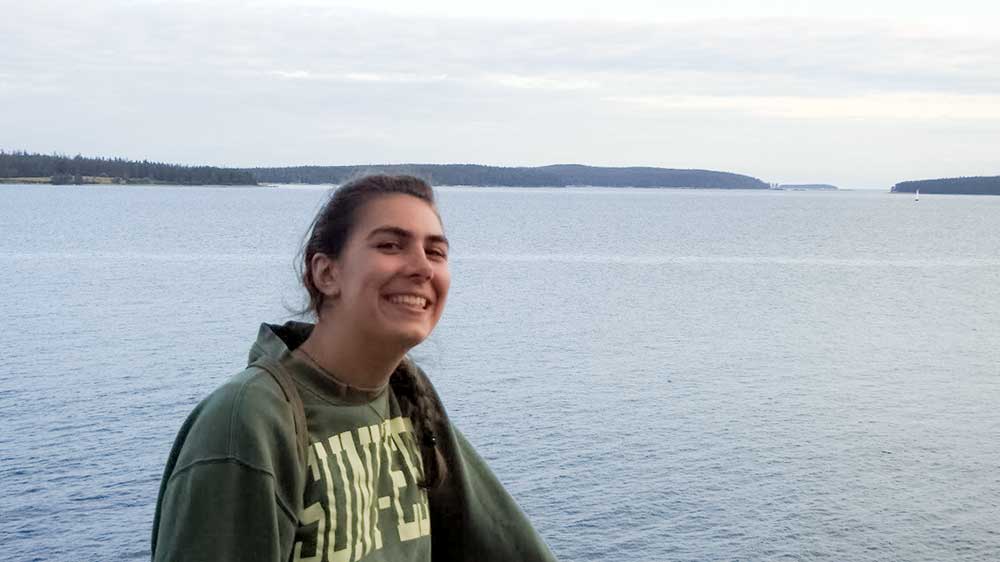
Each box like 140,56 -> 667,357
386,294 -> 429,310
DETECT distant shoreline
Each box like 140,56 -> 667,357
0,176 -> 258,186
4,150 -> 998,193
892,176 -> 1000,196
0,151 -> 257,186
2,151 -> 768,190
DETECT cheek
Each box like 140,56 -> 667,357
435,268 -> 452,301
343,258 -> 394,294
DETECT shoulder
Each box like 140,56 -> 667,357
169,366 -> 298,479
154,367 -> 306,544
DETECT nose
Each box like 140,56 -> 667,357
407,247 -> 434,281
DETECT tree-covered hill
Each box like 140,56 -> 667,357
892,176 -> 1000,195
247,163 -> 769,189
0,151 -> 256,185
2,150 -> 770,189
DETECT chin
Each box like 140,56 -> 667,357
389,326 -> 432,350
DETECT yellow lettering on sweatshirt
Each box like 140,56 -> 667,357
338,431 -> 371,560
293,446 -> 325,562
293,502 -> 326,562
325,434 -> 353,562
359,423 -> 385,550
388,417 -> 430,542
299,415 -> 430,561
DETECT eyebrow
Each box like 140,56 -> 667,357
367,226 -> 450,248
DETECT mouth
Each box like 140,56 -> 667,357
385,293 -> 430,311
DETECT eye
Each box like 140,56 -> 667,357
376,240 -> 402,252
427,247 -> 449,261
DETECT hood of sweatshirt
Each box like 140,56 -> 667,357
248,321 -> 312,365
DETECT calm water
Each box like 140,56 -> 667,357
2,185 -> 999,561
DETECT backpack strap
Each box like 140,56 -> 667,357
251,356 -> 309,466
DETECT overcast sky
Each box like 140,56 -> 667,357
3,0 -> 998,187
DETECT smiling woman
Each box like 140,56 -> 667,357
150,175 -> 557,561
303,191 -> 452,362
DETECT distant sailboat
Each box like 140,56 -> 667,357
915,189 -> 919,202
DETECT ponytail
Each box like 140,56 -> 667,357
390,359 -> 448,489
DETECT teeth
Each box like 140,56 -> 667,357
389,294 -> 428,309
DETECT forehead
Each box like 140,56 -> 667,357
354,193 -> 444,236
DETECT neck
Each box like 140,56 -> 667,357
299,318 -> 405,390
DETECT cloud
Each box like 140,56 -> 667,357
2,0 -> 999,185
485,74 -> 600,91
4,3 -> 998,102
607,93 -> 1000,120
272,70 -> 314,80
271,70 -> 450,83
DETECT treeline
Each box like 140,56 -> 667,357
2,149 -> 771,189
247,163 -> 769,189
892,176 -> 1000,195
0,150 -> 256,185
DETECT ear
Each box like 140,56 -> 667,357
310,252 -> 342,300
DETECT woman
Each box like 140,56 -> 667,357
151,175 -> 557,561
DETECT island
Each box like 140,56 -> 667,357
247,163 -> 768,189
0,151 -> 257,186
892,176 -> 1000,195
2,150 -> 770,189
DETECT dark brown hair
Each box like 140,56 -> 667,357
301,173 -> 448,488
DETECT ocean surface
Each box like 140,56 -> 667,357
1,184 -> 998,561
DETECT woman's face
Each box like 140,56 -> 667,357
327,194 -> 451,350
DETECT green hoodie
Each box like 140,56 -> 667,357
152,322 -> 557,562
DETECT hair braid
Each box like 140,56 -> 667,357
390,359 -> 448,489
